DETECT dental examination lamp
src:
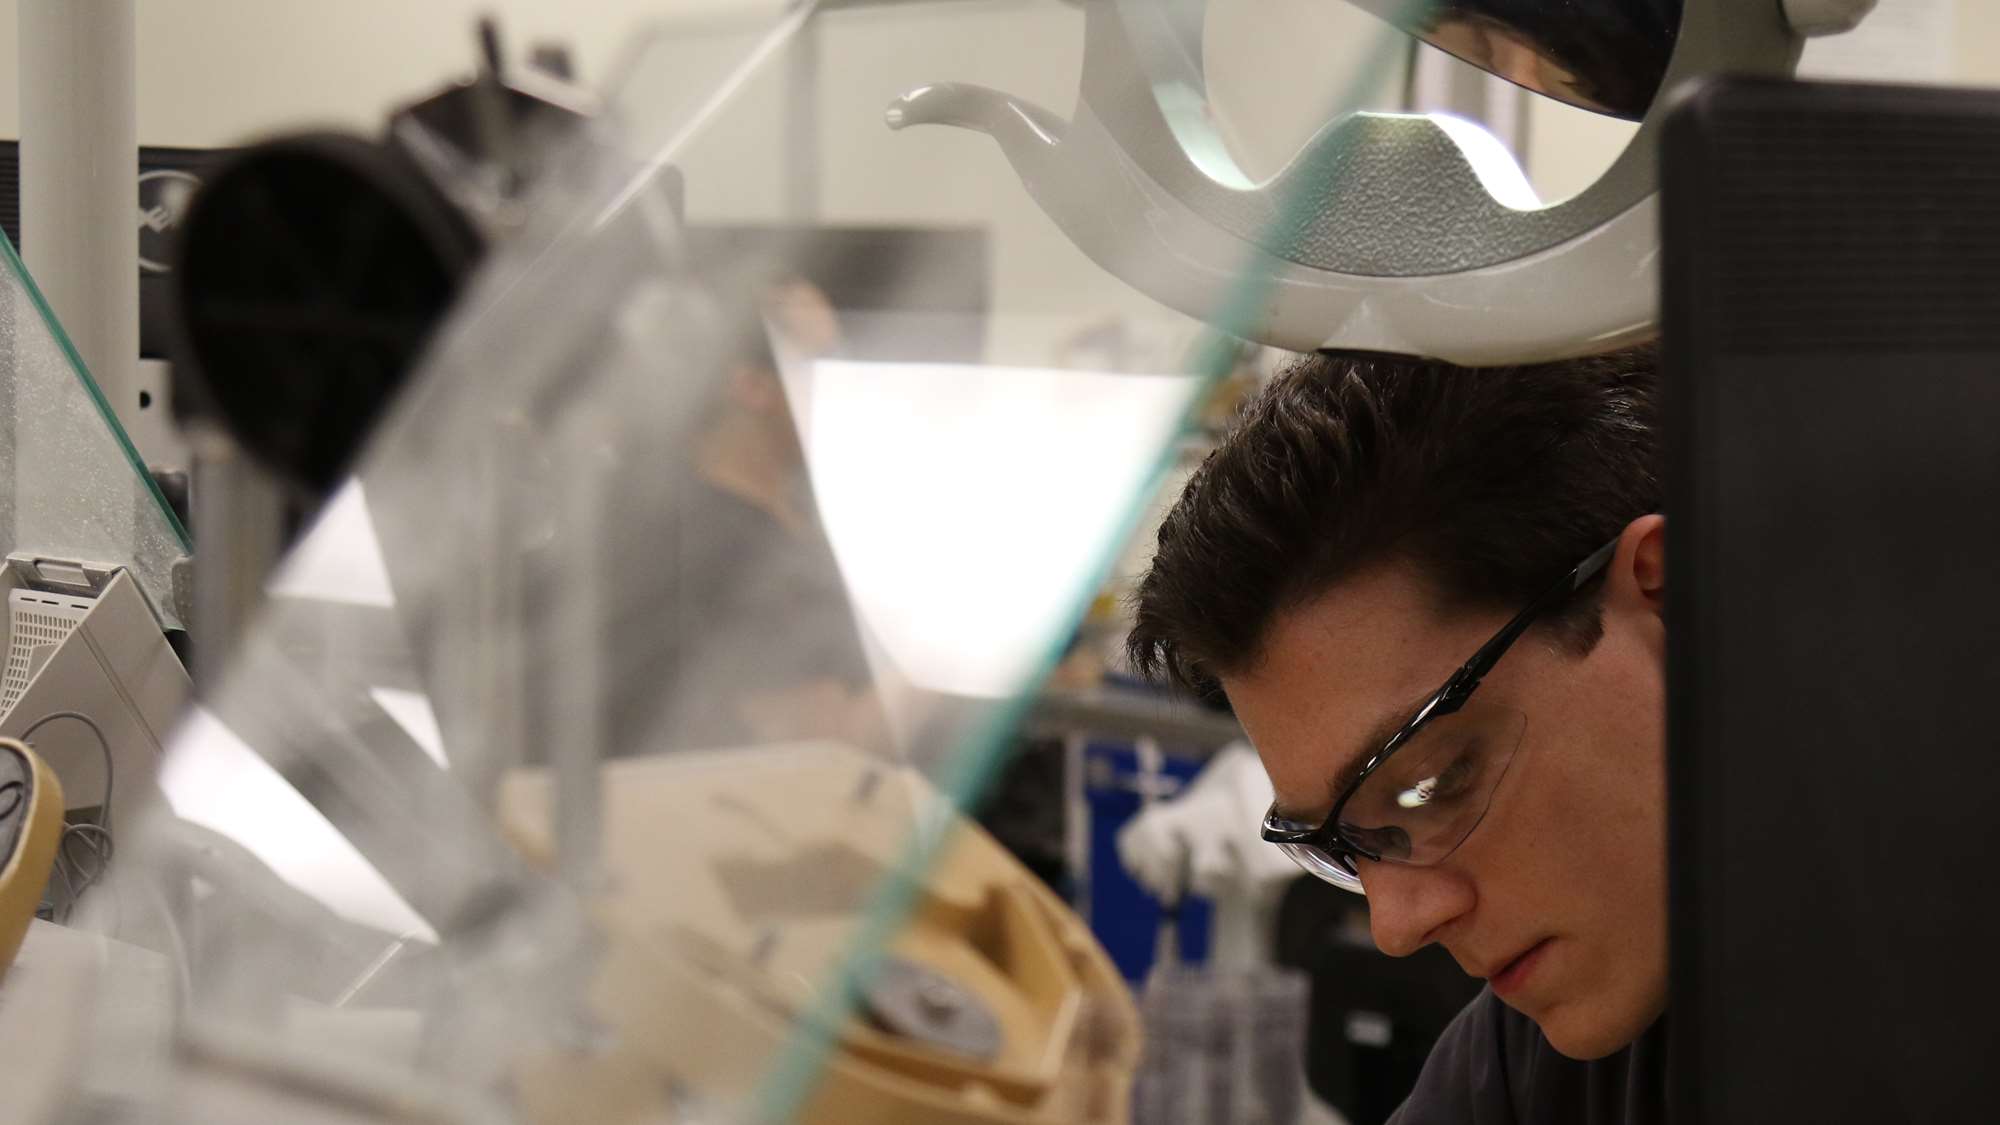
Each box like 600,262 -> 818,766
890,0 -> 1872,363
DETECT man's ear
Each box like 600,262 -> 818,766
1611,513 -> 1666,618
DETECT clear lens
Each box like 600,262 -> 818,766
1276,841 -> 1365,894
1339,702 -> 1529,867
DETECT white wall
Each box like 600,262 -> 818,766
0,0 -> 785,147
1959,0 -> 2000,83
1205,0 -> 1410,182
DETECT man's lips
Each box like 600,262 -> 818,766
1484,938 -> 1553,998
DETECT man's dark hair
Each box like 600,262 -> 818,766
1127,344 -> 1661,696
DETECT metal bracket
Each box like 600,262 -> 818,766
5,554 -> 122,599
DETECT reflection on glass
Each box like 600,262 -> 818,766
1347,0 -> 1684,119
159,707 -> 436,942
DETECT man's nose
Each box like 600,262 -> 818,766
1358,859 -> 1474,957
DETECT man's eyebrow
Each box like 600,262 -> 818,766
1273,688 -> 1436,821
1328,704 -> 1418,795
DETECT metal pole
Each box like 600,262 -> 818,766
19,0 -> 139,428
1063,731 -> 1091,923
187,428 -> 287,688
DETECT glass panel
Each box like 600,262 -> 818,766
64,2 -> 1415,1121
0,231 -> 190,630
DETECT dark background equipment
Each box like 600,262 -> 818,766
162,21 -> 591,678
169,24 -> 585,502
170,132 -> 481,499
1664,77 -> 2000,1124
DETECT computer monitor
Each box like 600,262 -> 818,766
1663,78 -> 2000,1122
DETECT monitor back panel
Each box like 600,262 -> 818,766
1664,78 -> 2000,1123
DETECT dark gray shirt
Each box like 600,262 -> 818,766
1388,989 -> 1667,1125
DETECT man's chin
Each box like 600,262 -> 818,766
1527,1001 -> 1650,1061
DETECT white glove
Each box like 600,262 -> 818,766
1115,742 -> 1299,903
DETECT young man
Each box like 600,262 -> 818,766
1127,344 -> 1668,1123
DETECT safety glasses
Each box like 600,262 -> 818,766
1261,537 -> 1618,893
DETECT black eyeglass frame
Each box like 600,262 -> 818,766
1261,537 -> 1621,878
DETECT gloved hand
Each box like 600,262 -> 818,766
1115,742 -> 1299,905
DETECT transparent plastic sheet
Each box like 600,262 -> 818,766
0,231 -> 190,630
61,3 -> 1437,1123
